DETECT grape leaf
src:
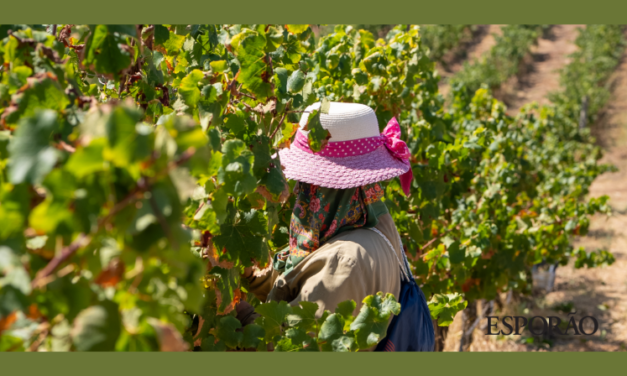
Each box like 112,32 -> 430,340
287,70 -> 305,94
65,139 -> 107,178
254,301 -> 292,342
318,313 -> 356,352
212,210 -> 267,267
83,25 -> 133,76
286,25 -> 309,35
349,292 -> 400,349
2,73 -> 69,126
304,109 -> 331,153
286,301 -> 319,331
104,104 -> 149,168
216,315 -> 243,349
154,25 -> 170,46
71,300 -> 121,351
163,32 -> 186,55
218,140 -> 256,196
234,30 -> 272,100
241,324 -> 265,349
179,69 -> 204,108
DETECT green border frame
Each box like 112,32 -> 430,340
1,353 -> 625,374
2,0 -> 627,367
2,0 -> 627,24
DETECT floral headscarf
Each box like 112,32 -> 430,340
273,181 -> 389,275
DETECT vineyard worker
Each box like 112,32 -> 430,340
239,102 -> 435,351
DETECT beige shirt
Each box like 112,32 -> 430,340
246,213 -> 403,320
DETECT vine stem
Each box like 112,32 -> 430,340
30,148 -> 196,289
269,102 -> 290,140
420,236 -> 441,253
31,234 -> 91,289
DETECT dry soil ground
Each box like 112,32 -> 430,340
437,25 -> 503,98
503,25 -> 584,114
441,26 -> 627,352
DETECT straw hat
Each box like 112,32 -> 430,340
278,102 -> 413,195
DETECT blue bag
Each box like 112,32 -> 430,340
369,228 -> 435,352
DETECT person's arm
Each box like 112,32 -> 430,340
279,241 -> 373,318
242,265 -> 277,304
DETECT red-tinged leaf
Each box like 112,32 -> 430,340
203,241 -> 235,269
0,312 -> 18,333
26,304 -> 42,320
216,287 -> 241,315
255,183 -> 289,204
431,227 -> 439,237
193,315 -> 205,347
95,259 -> 125,287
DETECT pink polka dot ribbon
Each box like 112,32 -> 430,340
293,130 -> 385,157
292,117 -> 414,196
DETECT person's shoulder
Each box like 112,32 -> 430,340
320,228 -> 380,254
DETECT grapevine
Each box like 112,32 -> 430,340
0,24 -> 617,352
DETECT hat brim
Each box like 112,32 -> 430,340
278,145 -> 410,189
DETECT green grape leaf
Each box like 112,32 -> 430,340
154,25 -> 170,46
286,25 -> 309,35
157,113 -> 208,152
442,236 -> 463,264
428,293 -> 467,326
285,327 -> 318,351
107,25 -> 137,37
8,110 -> 59,185
71,300 -> 122,351
211,186 -> 229,224
224,110 -> 247,136
218,140 -> 256,196
179,69 -> 204,108
274,337 -> 299,352
304,110 -> 331,153
241,324 -> 265,349
349,292 -> 400,349
287,70 -> 305,94
335,300 -> 357,331
331,335 -> 357,352
212,210 -> 267,267
216,315 -> 243,349
286,301 -> 319,331
210,60 -> 228,73
320,98 -> 331,114
318,313 -> 344,343
163,32 -> 186,55
254,301 -> 292,342
265,26 -> 283,52
360,49 -> 388,76
65,138 -> 107,178
234,30 -> 272,100
0,246 -> 31,295
251,135 -> 272,179
318,313 -> 356,352
2,73 -> 69,126
104,104 -> 149,168
273,67 -> 288,95
83,25 -> 133,76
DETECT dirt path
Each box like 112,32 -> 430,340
438,25 -> 503,98
442,28 -> 627,352
503,25 -> 584,115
